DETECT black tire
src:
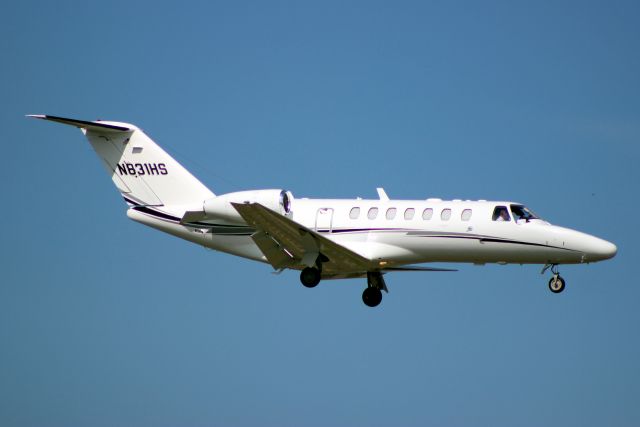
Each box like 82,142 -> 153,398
300,267 -> 321,288
362,287 -> 383,307
548,276 -> 566,293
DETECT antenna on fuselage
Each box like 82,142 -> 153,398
376,187 -> 389,201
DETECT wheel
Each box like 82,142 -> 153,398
300,267 -> 321,288
362,287 -> 383,307
548,275 -> 566,293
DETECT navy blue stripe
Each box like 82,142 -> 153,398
133,206 -> 181,222
478,238 -> 578,251
328,227 -> 410,234
131,205 -> 255,234
190,221 -> 249,228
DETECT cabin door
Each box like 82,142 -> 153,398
315,208 -> 334,233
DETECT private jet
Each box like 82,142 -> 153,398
29,115 -> 617,307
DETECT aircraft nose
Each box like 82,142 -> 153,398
585,237 -> 617,261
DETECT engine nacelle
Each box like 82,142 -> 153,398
202,189 -> 293,224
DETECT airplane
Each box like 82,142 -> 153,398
29,114 -> 618,307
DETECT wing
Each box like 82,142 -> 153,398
232,202 -> 373,275
382,266 -> 457,272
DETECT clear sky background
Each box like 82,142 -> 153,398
1,1 -> 639,426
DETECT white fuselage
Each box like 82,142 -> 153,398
30,114 -> 618,304
127,197 -> 617,269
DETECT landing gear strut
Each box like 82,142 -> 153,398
542,264 -> 566,293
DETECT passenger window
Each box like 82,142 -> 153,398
368,207 -> 379,220
422,208 -> 433,220
492,206 -> 511,222
404,208 -> 415,220
441,208 -> 451,221
386,208 -> 397,220
349,207 -> 360,219
461,209 -> 472,221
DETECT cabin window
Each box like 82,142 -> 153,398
404,208 -> 415,220
349,207 -> 360,219
441,208 -> 452,221
461,209 -> 472,221
368,207 -> 379,220
386,208 -> 397,220
422,208 -> 433,220
492,206 -> 511,222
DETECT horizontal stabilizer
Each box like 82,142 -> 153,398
27,114 -> 132,132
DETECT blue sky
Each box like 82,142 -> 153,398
2,1 -> 639,426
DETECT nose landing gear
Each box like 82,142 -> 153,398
548,275 -> 565,293
542,264 -> 566,293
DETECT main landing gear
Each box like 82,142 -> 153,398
299,266 -> 388,307
362,287 -> 383,307
542,264 -> 566,294
300,267 -> 321,288
299,254 -> 329,288
362,272 -> 387,308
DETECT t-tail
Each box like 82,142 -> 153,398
28,115 -> 215,207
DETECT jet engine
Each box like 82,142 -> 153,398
199,189 -> 293,224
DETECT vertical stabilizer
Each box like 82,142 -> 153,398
29,115 -> 215,206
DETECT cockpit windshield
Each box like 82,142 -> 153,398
510,204 -> 542,222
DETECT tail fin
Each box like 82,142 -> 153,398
29,115 -> 214,206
